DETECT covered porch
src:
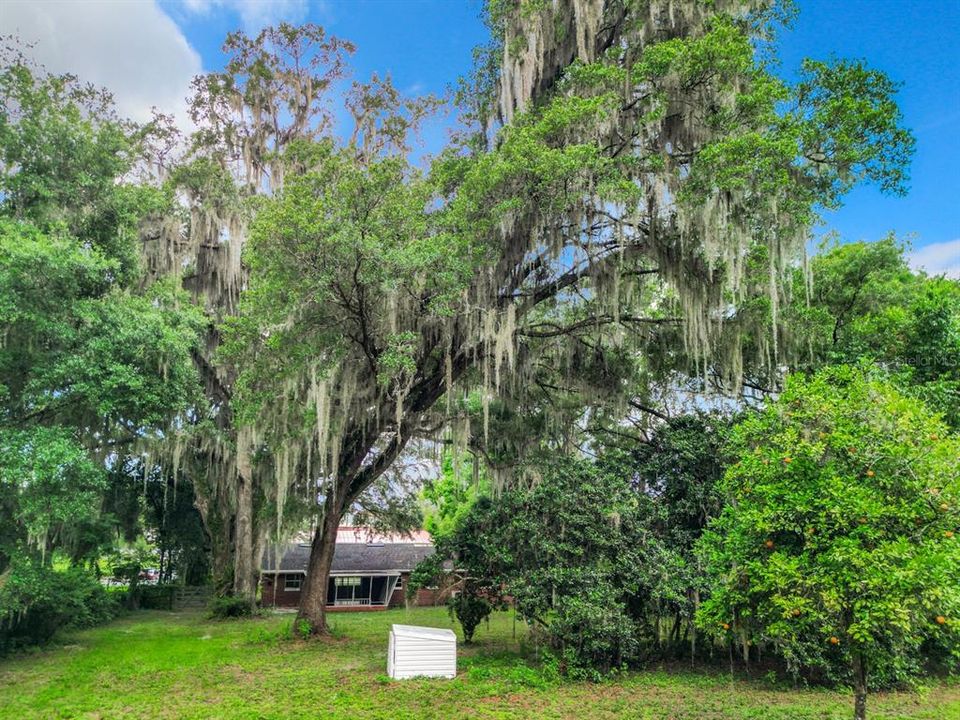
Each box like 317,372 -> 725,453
326,573 -> 400,608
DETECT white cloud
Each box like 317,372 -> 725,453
180,0 -> 309,31
909,239 -> 960,279
0,0 -> 201,125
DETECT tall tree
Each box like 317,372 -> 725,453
789,238 -> 960,427
226,0 -> 913,634
141,24 -> 355,603
0,58 -> 202,591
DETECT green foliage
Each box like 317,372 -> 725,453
0,559 -> 119,653
698,365 -> 960,692
294,618 -> 313,640
224,142 -> 472,412
792,59 -> 915,199
418,414 -> 733,671
0,62 -> 157,283
617,414 -> 732,652
447,592 -> 493,644
0,61 -> 204,435
421,451 -> 490,539
463,456 -> 649,673
412,488 -> 507,644
0,217 -> 203,577
208,594 -> 255,620
0,426 -> 105,563
784,237 -> 960,428
0,56 -> 204,646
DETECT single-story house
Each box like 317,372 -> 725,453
260,530 -> 438,610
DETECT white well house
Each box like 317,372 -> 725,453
387,624 -> 457,679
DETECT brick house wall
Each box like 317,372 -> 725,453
261,573 -> 304,607
259,535 -> 439,610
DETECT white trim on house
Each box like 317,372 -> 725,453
283,574 -> 302,592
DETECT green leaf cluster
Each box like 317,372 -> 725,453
698,365 -> 960,686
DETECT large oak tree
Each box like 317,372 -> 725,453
221,0 -> 913,634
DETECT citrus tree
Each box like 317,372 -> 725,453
698,365 -> 960,720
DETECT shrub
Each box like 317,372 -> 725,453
447,591 -> 492,643
0,560 -> 120,653
547,585 -> 640,677
416,414 -> 731,674
208,594 -> 254,619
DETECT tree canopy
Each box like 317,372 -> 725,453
0,57 -> 203,645
214,0 -> 914,632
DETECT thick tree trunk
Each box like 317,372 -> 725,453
193,493 -> 234,594
232,467 -> 256,606
297,503 -> 342,634
852,652 -> 868,720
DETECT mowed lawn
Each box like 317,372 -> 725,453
1,607 -> 958,720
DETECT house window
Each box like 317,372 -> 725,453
335,576 -> 361,587
394,576 -> 403,589
284,574 -> 302,591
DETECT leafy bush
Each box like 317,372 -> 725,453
546,585 -> 639,678
0,560 -> 120,653
419,430 -> 731,675
208,594 -> 254,619
447,591 -> 491,643
432,456 -> 651,675
412,493 -> 509,645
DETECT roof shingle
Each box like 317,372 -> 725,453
261,542 -> 434,574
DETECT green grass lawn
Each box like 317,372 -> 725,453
1,607 -> 957,719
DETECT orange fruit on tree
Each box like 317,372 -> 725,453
783,457 -> 793,464
764,540 -> 775,549
945,531 -> 955,539
829,636 -> 840,645
866,469 -> 875,477
936,616 -> 947,625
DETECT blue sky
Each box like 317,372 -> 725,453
775,0 -> 960,269
168,0 -> 960,273
5,0 -> 957,273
